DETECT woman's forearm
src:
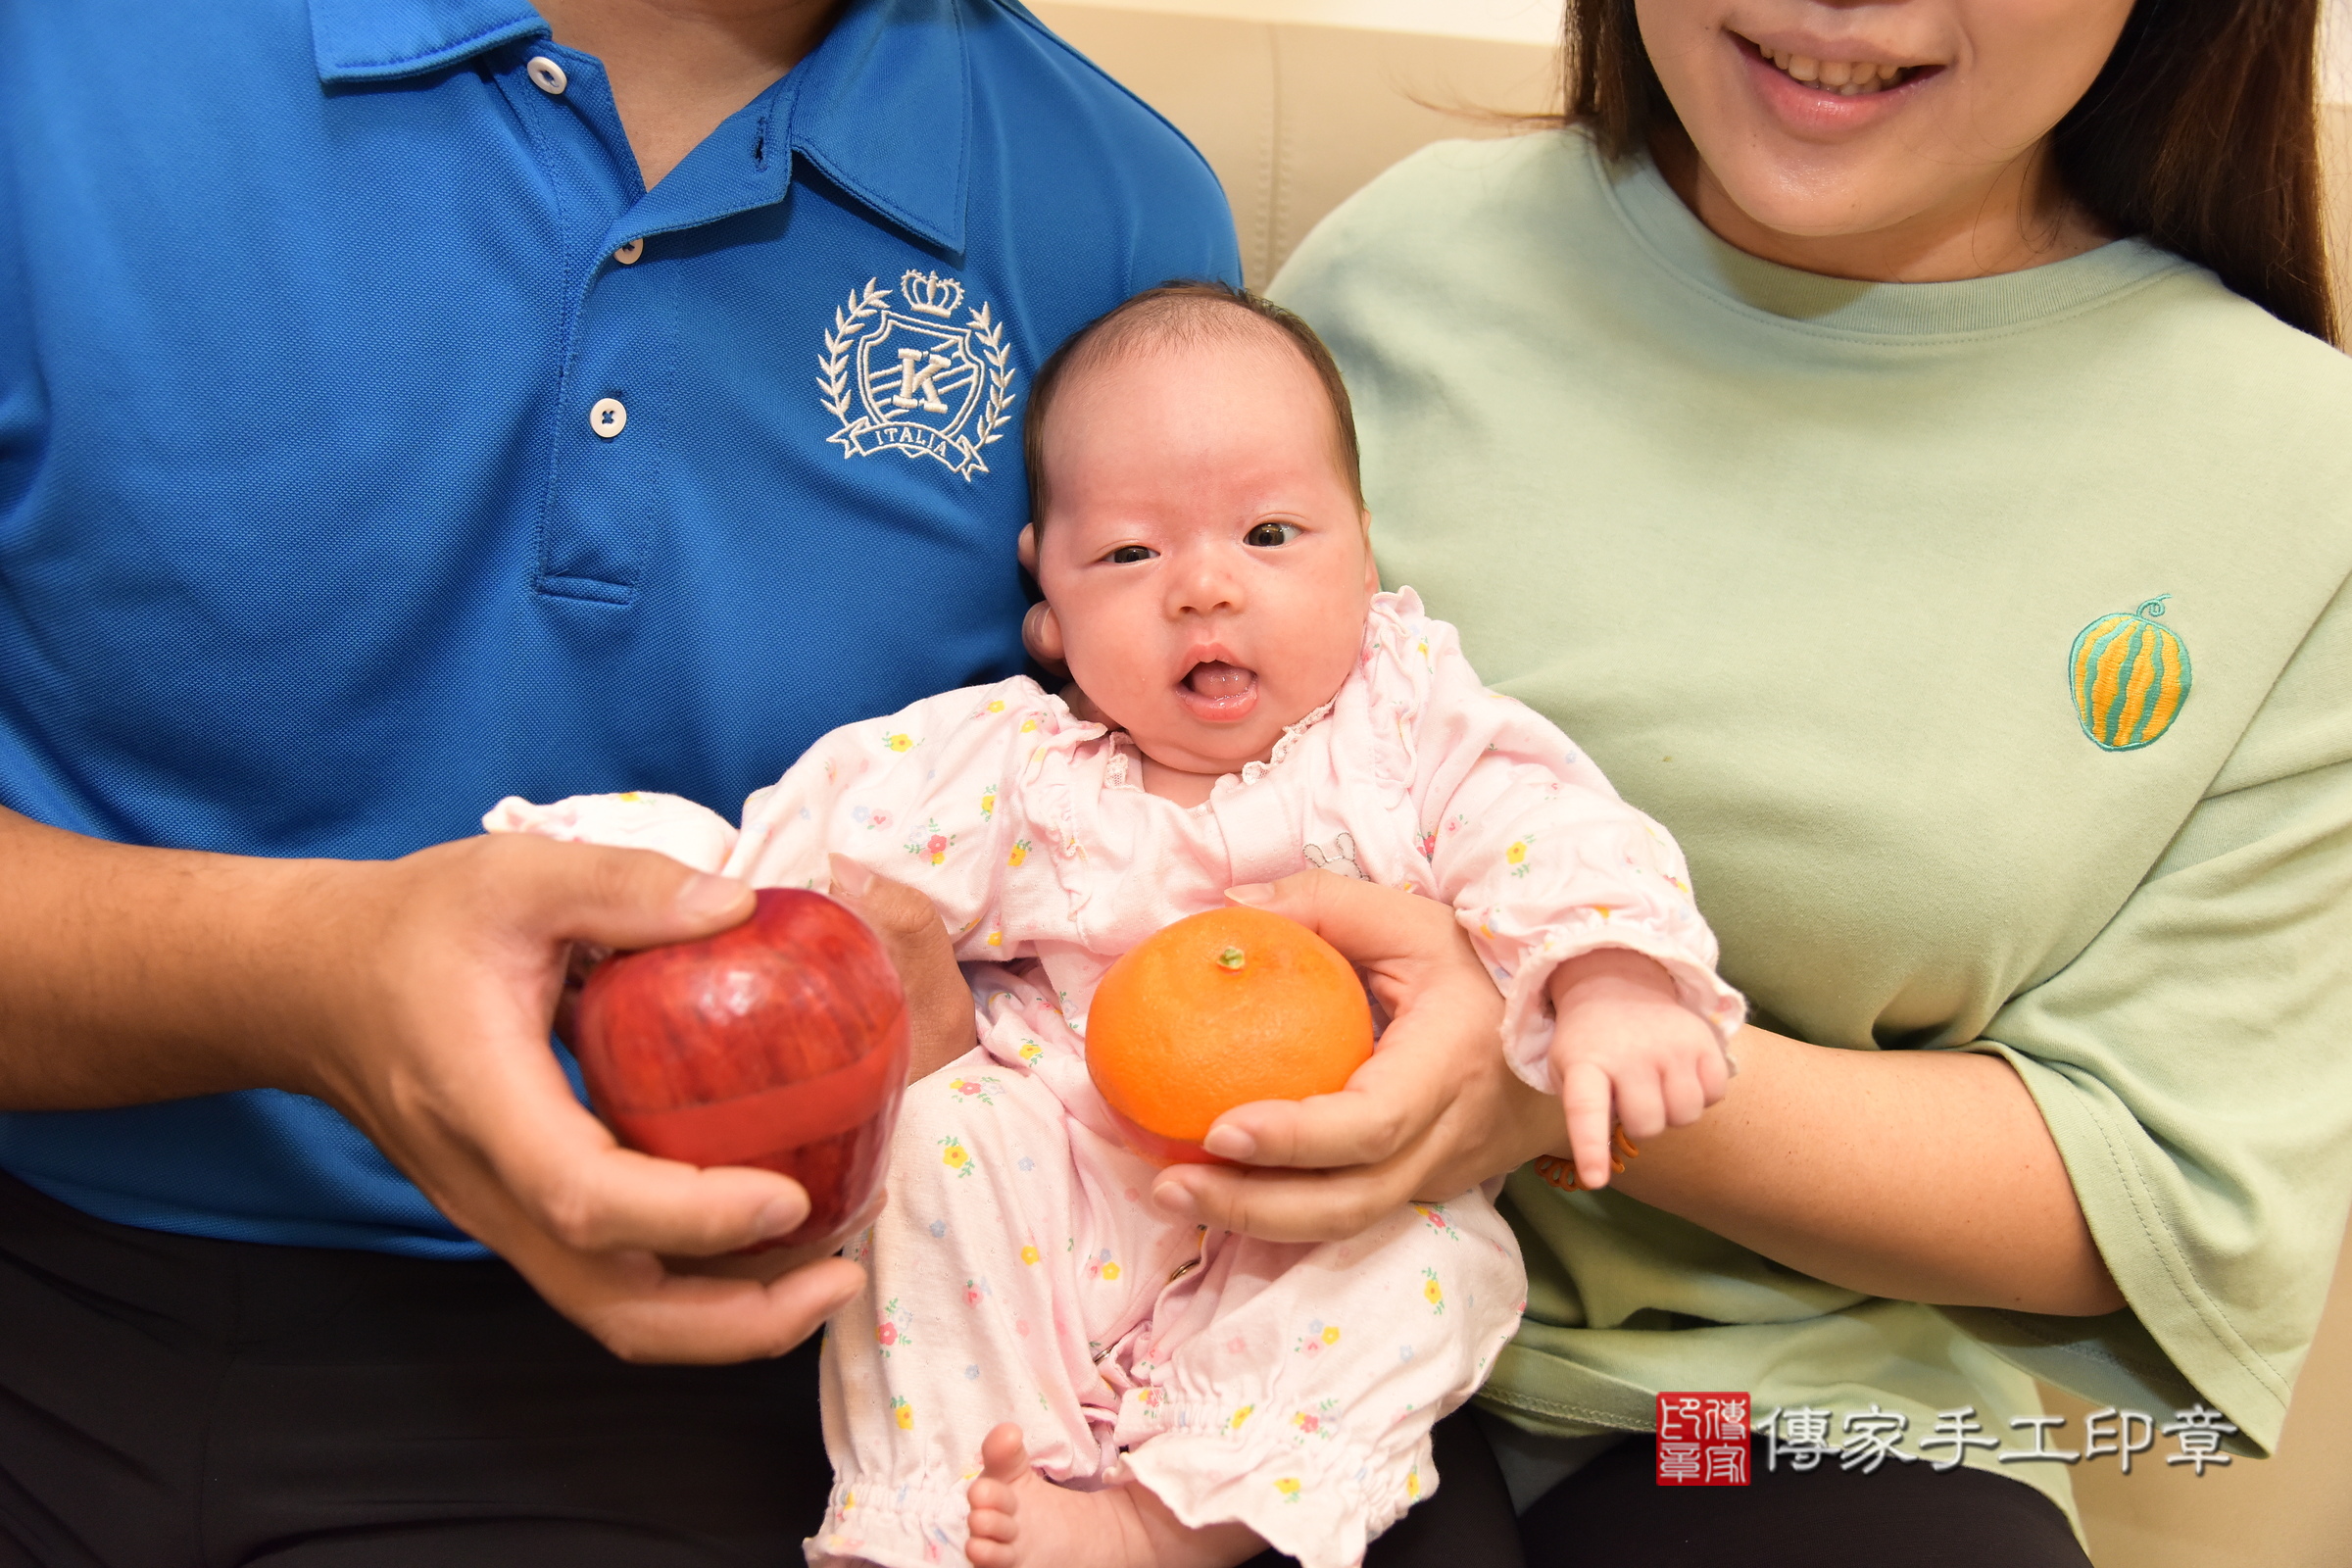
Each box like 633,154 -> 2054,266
1162,875 -> 2125,1318
1603,1023 -> 2126,1316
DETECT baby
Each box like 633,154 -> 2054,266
489,285 -> 1743,1568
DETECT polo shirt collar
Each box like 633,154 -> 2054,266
309,0 -> 547,83
309,0 -> 969,253
782,0 -> 970,253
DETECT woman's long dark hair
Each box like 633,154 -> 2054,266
1560,0 -> 2339,345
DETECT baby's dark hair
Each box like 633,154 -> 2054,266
1021,281 -> 1364,527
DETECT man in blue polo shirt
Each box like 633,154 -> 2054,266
0,0 -> 1239,1555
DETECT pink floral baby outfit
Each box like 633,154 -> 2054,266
488,590 -> 1743,1568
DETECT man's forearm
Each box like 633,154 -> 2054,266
1606,1024 -> 2126,1316
0,807 -> 334,1108
0,808 -> 874,1359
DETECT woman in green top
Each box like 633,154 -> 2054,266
1147,0 -> 2352,1561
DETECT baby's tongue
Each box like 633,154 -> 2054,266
1185,661 -> 1255,697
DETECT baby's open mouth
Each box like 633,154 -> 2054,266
1743,35 -> 1931,96
1180,660 -> 1259,720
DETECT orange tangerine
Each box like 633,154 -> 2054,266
1085,906 -> 1375,1164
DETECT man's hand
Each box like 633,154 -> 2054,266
1145,870 -> 1562,1242
825,855 -> 978,1083
307,833 -> 872,1362
1547,949 -> 1729,1190
0,810 -> 868,1364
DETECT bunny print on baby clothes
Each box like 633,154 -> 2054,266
1302,832 -> 1365,879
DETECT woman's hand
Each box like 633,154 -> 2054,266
1118,863 -> 2119,1313
1147,870 -> 1562,1241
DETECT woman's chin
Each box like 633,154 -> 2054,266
1686,138 -> 1962,275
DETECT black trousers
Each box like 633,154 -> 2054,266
0,1170 -> 2088,1567
1516,1434 -> 2092,1568
0,1171 -> 1517,1567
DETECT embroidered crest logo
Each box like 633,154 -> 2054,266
818,271 -> 1016,481
2069,596 -> 2191,752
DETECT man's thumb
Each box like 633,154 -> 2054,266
513,837 -> 755,952
826,854 -> 940,946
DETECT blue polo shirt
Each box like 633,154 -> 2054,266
0,0 -> 1238,1254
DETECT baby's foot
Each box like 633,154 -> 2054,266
964,1423 -> 1263,1568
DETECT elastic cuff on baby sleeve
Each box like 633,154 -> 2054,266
805,1471 -> 972,1568
479,790 -> 741,871
1487,923 -> 1747,1096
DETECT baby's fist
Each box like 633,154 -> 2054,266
1546,949 -> 1728,1190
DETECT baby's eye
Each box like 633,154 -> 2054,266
1245,520 -> 1302,548
1104,544 -> 1156,564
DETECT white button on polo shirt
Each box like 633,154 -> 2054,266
526,56 -> 567,94
613,238 -> 644,266
589,397 -> 627,437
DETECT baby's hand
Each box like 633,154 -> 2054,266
1546,949 -> 1729,1190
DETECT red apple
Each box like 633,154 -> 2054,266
571,887 -> 909,1250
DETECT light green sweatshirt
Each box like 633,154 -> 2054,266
1273,127 -> 2352,1519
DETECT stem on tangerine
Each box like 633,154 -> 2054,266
1216,946 -> 1246,971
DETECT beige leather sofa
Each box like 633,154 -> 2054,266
1030,7 -> 2352,1565
1034,4 -> 2352,316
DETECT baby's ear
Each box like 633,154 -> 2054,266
1023,600 -> 1066,670
1359,511 -> 1379,597
1017,524 -> 1039,575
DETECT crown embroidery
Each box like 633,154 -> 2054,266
899,270 -> 964,318
817,272 -> 1016,481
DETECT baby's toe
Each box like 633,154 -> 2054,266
967,1479 -> 1018,1530
978,1421 -> 1031,1482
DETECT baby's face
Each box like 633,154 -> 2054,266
1026,332 -> 1376,780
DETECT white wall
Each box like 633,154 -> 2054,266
1048,0 -> 2352,101
2328,0 -> 2351,104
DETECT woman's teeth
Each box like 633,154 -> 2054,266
1759,46 -> 1911,95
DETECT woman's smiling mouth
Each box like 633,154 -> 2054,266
1740,33 -> 1937,97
